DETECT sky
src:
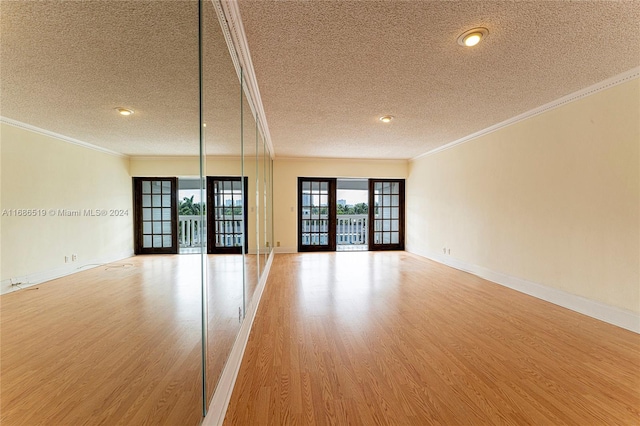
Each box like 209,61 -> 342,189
337,189 -> 368,205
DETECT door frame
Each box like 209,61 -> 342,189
133,177 -> 179,255
206,176 -> 249,255
368,179 -> 405,251
297,177 -> 337,252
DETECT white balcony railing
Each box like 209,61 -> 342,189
179,215 -> 204,247
182,213 -> 367,248
337,214 -> 367,245
300,214 -> 367,246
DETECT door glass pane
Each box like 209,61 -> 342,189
152,181 -> 162,194
143,235 -> 152,248
152,195 -> 162,207
163,221 -> 172,234
142,181 -> 151,193
142,195 -> 151,207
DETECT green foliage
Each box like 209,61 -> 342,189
179,196 -> 205,215
337,202 -> 369,215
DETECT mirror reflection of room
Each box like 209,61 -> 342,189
1,1 -> 274,424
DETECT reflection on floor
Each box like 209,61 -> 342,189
180,247 -> 203,254
224,251 -> 640,425
336,244 -> 368,251
0,253 -> 262,426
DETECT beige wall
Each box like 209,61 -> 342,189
129,156 -> 245,177
406,79 -> 640,314
273,158 -> 408,252
1,123 -> 133,292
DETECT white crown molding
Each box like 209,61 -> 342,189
218,0 -> 276,160
411,67 -> 640,161
407,247 -> 639,334
0,116 -> 127,158
274,155 -> 409,164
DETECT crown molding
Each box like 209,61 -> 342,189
217,0 -> 276,160
412,67 -> 640,161
274,156 -> 409,164
0,117 -> 127,158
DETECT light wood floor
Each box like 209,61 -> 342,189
1,253 -> 259,426
224,252 -> 640,425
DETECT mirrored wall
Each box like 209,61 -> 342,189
0,0 -> 274,424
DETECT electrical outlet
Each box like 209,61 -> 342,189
277,241 -> 281,247
65,256 -> 69,263
72,254 -> 77,261
448,249 -> 450,255
443,247 -> 446,254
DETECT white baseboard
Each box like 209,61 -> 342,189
408,248 -> 640,334
0,251 -> 135,295
202,250 -> 275,426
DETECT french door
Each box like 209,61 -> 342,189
369,179 -> 405,250
207,176 -> 248,254
297,178 -> 405,252
298,178 -> 337,252
133,177 -> 179,254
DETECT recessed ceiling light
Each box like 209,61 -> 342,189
379,115 -> 394,123
115,107 -> 134,116
457,27 -> 488,47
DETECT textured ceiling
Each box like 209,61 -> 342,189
238,0 -> 640,159
2,1 -> 639,159
1,0 -> 244,157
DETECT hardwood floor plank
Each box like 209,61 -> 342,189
224,252 -> 640,425
1,253 -> 251,425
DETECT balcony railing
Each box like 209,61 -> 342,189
301,214 -> 367,246
183,214 -> 367,249
179,215 -> 204,248
337,214 -> 367,246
